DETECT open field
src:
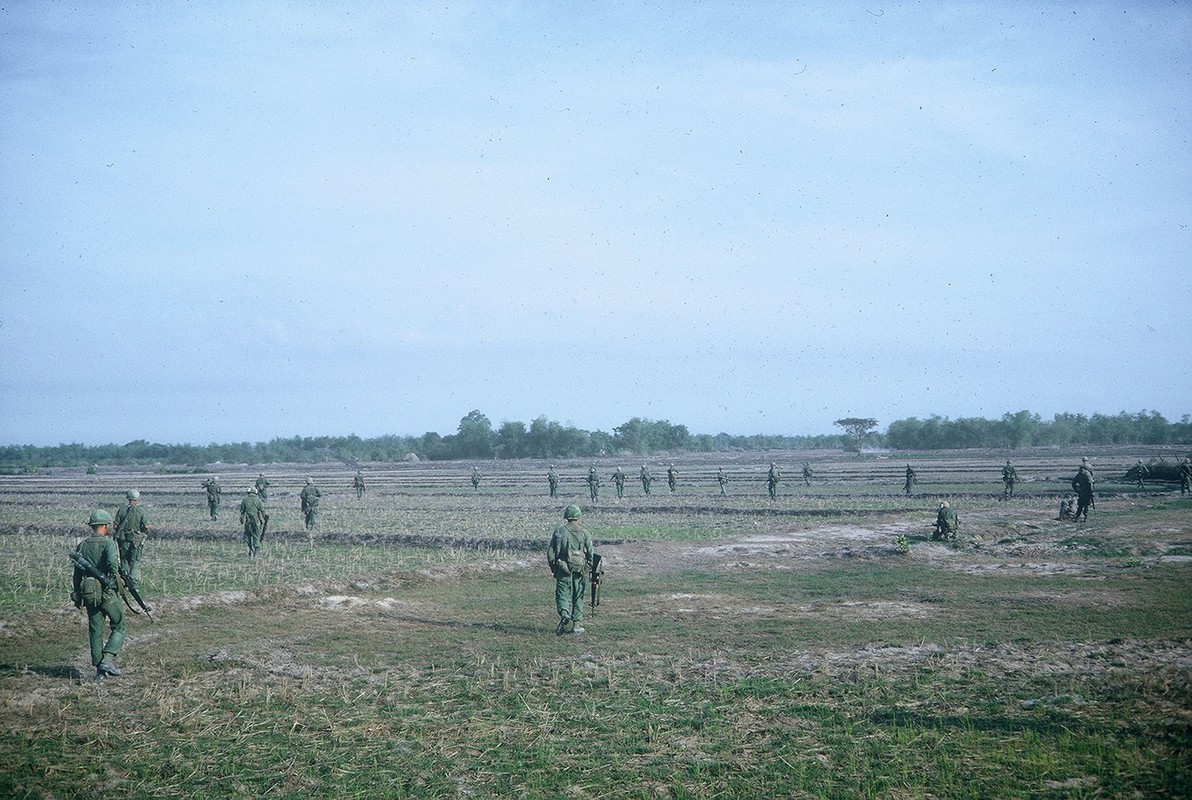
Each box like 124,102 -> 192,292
1,447 -> 1190,798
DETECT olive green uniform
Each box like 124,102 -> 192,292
1180,459 -> 1192,495
933,504 -> 959,540
72,533 -> 126,671
300,483 -> 322,530
547,519 -> 593,631
240,491 -> 266,557
113,502 -> 149,583
904,466 -> 917,495
254,475 -> 271,503
353,471 -> 366,499
547,467 -> 559,498
587,467 -> 600,501
640,466 -> 652,495
471,469 -> 481,490
1001,462 -> 1018,499
1072,463 -> 1095,521
667,465 -> 678,494
802,463 -> 813,486
203,478 -> 221,520
611,467 -> 626,499
767,464 -> 781,499
717,467 -> 727,496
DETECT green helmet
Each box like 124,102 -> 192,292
88,509 -> 113,527
126,489 -> 140,500
563,504 -> 582,521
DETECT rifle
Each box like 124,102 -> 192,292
68,551 -> 139,616
589,553 -> 604,611
118,567 -> 155,622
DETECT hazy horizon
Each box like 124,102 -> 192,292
3,3 -> 1189,448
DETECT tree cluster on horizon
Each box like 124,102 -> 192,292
1,409 -> 1187,470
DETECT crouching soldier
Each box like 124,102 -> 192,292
547,505 -> 593,636
933,501 -> 959,541
71,510 -> 127,680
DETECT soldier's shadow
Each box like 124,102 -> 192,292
0,662 -> 86,681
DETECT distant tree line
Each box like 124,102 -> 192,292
885,410 -> 1191,450
0,410 -> 841,469
2,409 -> 1187,470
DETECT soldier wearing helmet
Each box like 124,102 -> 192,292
639,464 -> 653,496
254,473 -> 271,503
667,463 -> 679,494
300,477 -> 322,531
202,476 -> 222,520
547,465 -> 559,498
113,489 -> 150,583
71,509 -> 126,679
546,505 -> 593,636
933,500 -> 959,541
239,486 -> 266,558
1001,460 -> 1018,499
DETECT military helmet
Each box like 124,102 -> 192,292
126,489 -> 140,500
563,504 -> 582,520
306,477 -> 313,485
248,486 -> 258,494
942,501 -> 950,508
88,509 -> 113,527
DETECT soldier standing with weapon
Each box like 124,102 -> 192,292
70,509 -> 128,680
547,505 -> 593,636
202,476 -> 221,520
113,489 -> 150,583
240,486 -> 266,558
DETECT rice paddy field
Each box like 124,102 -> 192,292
1,446 -> 1189,798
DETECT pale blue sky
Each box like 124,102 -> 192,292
2,2 -> 1189,446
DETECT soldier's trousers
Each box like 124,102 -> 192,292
86,595 -> 126,667
554,572 -> 587,622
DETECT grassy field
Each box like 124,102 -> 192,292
0,447 -> 1189,798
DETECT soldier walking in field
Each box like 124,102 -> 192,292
802,462 -> 814,486
667,463 -> 679,494
471,467 -> 482,491
546,505 -> 593,636
72,509 -> 127,680
1180,457 -> 1192,496
547,465 -> 559,498
640,464 -> 653,496
202,476 -> 221,520
1071,457 -> 1096,522
1001,460 -> 1018,499
300,478 -> 322,530
766,462 -> 781,500
254,473 -> 271,503
239,486 -> 266,558
717,466 -> 728,496
587,465 -> 600,502
353,470 -> 366,499
904,465 -> 917,495
113,489 -> 149,584
611,466 -> 626,499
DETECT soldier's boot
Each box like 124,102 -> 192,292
556,616 -> 571,636
570,626 -> 585,635
97,657 -> 122,677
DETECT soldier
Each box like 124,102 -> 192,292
640,464 -> 653,496
71,509 -> 126,680
1001,460 -> 1018,499
353,470 -> 366,499
1180,457 -> 1192,496
254,473 -> 271,503
202,476 -> 221,520
932,500 -> 959,541
716,466 -> 728,496
1131,460 -> 1148,488
611,466 -> 626,499
547,465 -> 559,498
1058,495 -> 1076,520
802,462 -> 814,486
904,465 -> 917,495
471,467 -> 481,491
113,489 -> 149,584
300,477 -> 321,530
239,486 -> 266,558
546,505 -> 593,636
587,465 -> 600,502
1071,457 -> 1096,522
766,462 -> 781,499
667,463 -> 679,494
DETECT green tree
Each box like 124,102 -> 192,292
833,418 -> 878,452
